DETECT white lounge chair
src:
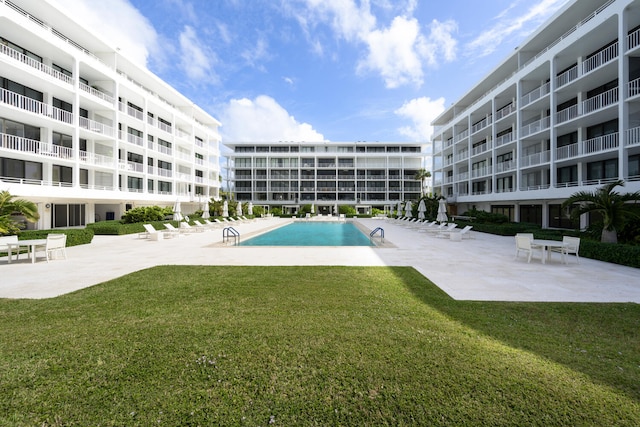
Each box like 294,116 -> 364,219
181,222 -> 206,232
35,233 -> 67,262
418,222 -> 448,233
434,223 -> 459,237
441,225 -> 473,240
163,223 -> 188,235
141,223 -> 177,239
426,223 -> 457,235
0,235 -> 20,262
515,235 -> 543,263
550,236 -> 581,264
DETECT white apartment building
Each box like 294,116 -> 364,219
432,0 -> 640,228
0,0 -> 222,229
224,141 -> 427,215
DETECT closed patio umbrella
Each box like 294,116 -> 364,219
417,199 -> 426,220
222,200 -> 229,217
202,200 -> 210,219
237,201 -> 243,216
310,204 -> 315,214
437,199 -> 448,223
396,201 -> 403,218
173,199 -> 182,221
248,202 -> 253,215
405,201 -> 412,218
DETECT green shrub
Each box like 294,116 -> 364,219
462,208 -> 509,224
18,228 -> 94,247
121,206 -> 174,224
580,240 -> 640,268
339,205 -> 357,216
88,220 -> 178,235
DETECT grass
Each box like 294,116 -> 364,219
0,266 -> 639,426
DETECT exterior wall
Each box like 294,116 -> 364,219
431,0 -> 640,228
224,142 -> 427,213
0,0 -> 221,229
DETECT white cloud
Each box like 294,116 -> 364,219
220,95 -> 326,142
179,26 -> 218,82
294,0 -> 457,88
394,96 -> 445,141
466,0 -> 569,58
49,0 -> 159,67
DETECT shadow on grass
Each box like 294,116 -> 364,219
398,267 -> 640,402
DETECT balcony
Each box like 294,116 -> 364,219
0,42 -> 73,85
471,115 -> 492,134
495,132 -> 513,147
521,116 -> 550,137
1,88 -> 73,124
495,160 -> 516,173
520,150 -> 550,168
80,117 -> 115,137
495,103 -> 516,121
582,42 -> 618,75
521,82 -> 550,107
1,132 -> 72,159
556,132 -> 619,161
79,82 -> 114,104
626,126 -> 640,146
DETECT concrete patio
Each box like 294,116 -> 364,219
1,217 -> 639,302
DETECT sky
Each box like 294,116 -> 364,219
50,0 -> 571,146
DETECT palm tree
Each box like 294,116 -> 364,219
562,180 -> 640,243
414,168 -> 432,197
0,191 -> 40,235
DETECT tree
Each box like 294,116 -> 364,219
562,180 -> 640,243
414,168 -> 432,197
0,190 -> 40,235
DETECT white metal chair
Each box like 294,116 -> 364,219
514,235 -> 543,263
37,234 -> 67,262
550,236 -> 581,264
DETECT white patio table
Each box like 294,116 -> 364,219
6,239 -> 47,264
532,239 -> 566,264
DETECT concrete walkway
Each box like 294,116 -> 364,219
1,217 -> 639,302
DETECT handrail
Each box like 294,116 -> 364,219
370,227 -> 384,243
222,227 -> 240,245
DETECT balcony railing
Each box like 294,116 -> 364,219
628,77 -> 640,98
471,166 -> 492,178
521,82 -> 550,107
556,132 -> 619,160
0,132 -> 76,159
582,42 -> 618,75
1,88 -> 73,124
495,132 -> 513,147
521,116 -> 550,137
556,65 -> 578,88
454,129 -> 469,143
79,117 -> 115,137
626,126 -> 640,146
628,27 -> 640,51
520,150 -> 550,168
0,42 -> 73,85
79,82 -> 114,104
471,141 -> 492,156
495,160 -> 516,173
471,115 -> 492,134
557,88 -> 619,124
495,103 -> 516,121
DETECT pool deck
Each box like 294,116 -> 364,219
1,217 -> 639,302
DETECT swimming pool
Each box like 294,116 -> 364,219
238,221 -> 374,246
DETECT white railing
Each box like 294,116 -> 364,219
628,77 -> 640,98
495,160 -> 516,173
79,82 -> 114,103
471,166 -> 492,178
471,141 -> 492,156
0,43 -> 73,85
128,161 -> 144,173
157,145 -> 172,155
520,150 -> 550,168
79,117 -> 115,137
582,42 -> 618,75
0,132 -> 73,160
556,104 -> 579,124
79,151 -> 113,167
495,132 -> 513,147
583,132 -> 619,154
454,129 -> 469,142
582,87 -> 618,115
626,126 -> 640,146
176,128 -> 190,139
456,172 -> 469,181
521,82 -> 550,107
556,65 -> 578,88
471,115 -> 492,134
628,27 -> 640,50
0,88 -> 73,124
521,116 -> 550,137
158,121 -> 173,134
556,143 -> 579,160
127,105 -> 144,121
456,150 -> 469,162
495,103 -> 516,121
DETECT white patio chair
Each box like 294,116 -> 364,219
0,235 -> 20,262
180,222 -> 205,232
550,236 -> 581,264
442,225 -> 474,240
514,235 -> 543,263
142,223 -> 177,239
35,234 -> 67,262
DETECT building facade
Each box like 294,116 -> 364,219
224,141 -> 427,215
1,0 -> 222,229
432,0 -> 640,228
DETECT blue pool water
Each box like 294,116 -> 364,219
238,221 -> 373,246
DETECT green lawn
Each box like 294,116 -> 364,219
1,266 -> 638,426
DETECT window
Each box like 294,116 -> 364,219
80,169 -> 88,187
158,181 -> 172,193
52,132 -> 72,148
1,118 -> 40,140
491,205 -> 514,221
496,176 -> 513,192
1,77 -> 43,102
52,165 -> 72,184
52,204 -> 85,228
0,158 -> 42,181
557,165 -> 578,184
629,154 -> 640,178
557,131 -> 577,148
128,176 -> 143,190
587,119 -> 618,139
587,159 -> 618,181
53,98 -> 72,113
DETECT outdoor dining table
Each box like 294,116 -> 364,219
6,239 -> 47,264
532,239 -> 566,264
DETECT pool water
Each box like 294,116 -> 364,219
238,221 -> 373,246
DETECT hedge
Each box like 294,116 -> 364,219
87,220 -> 180,236
18,228 -> 94,247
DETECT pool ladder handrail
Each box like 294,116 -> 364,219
223,226 -> 240,245
370,227 -> 384,242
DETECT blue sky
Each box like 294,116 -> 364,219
51,0 -> 570,144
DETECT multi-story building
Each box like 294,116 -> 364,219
224,141 -> 427,215
432,0 -> 640,228
0,0 -> 221,229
